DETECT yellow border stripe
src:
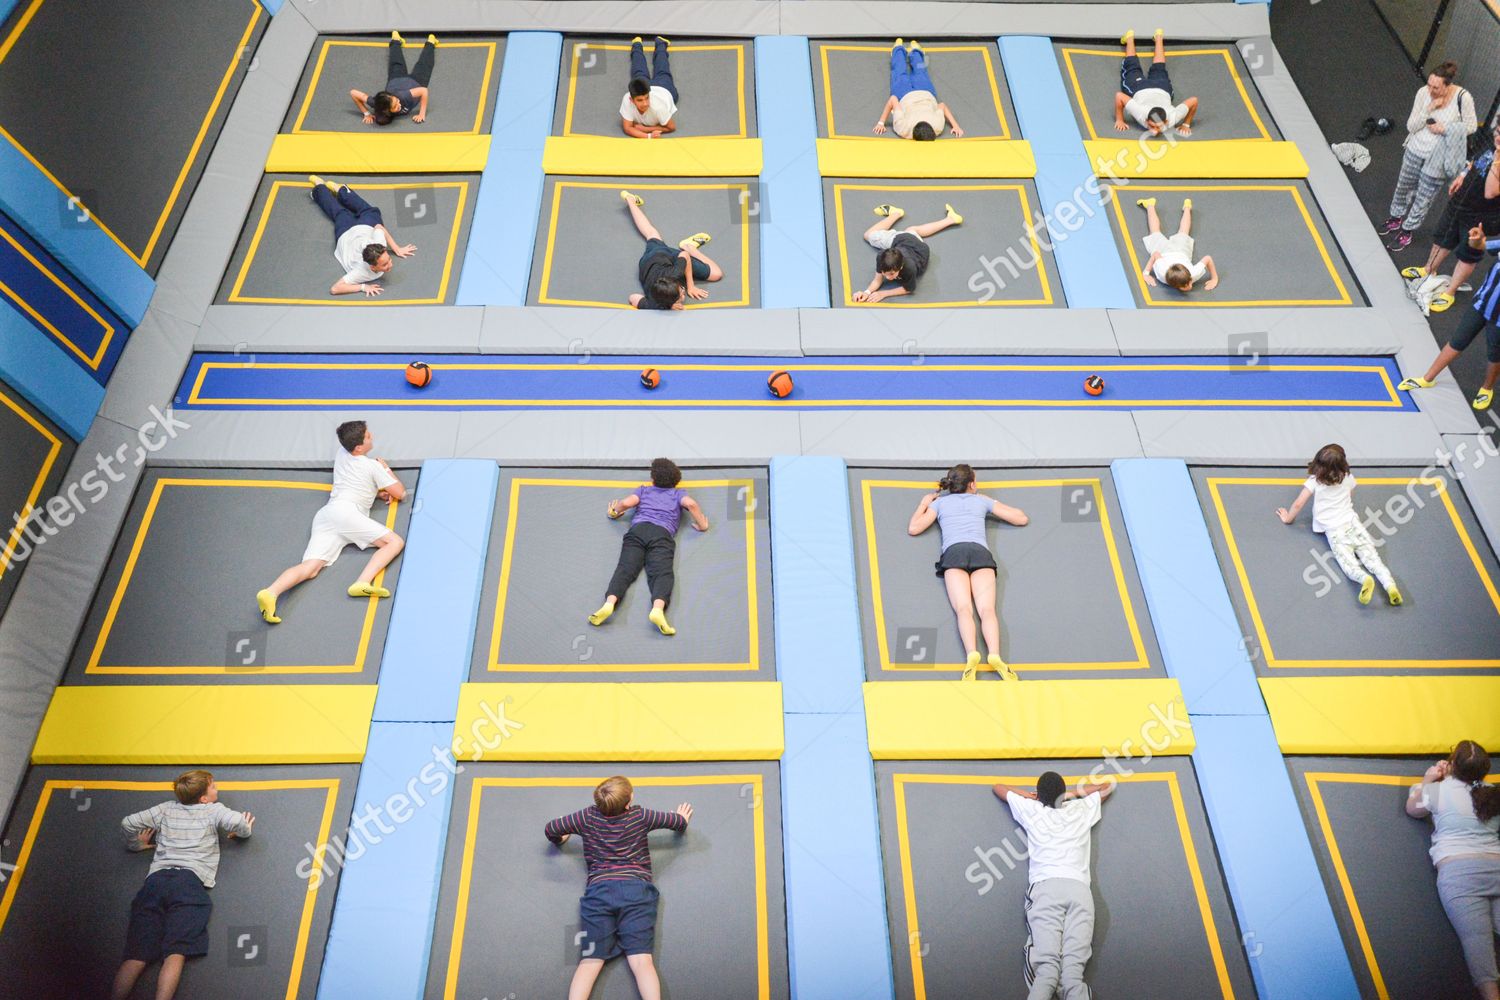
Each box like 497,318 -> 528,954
291,40 -> 499,135
1060,47 -> 1271,142
819,44 -> 1011,140
1261,677 -> 1500,752
0,218 -> 115,368
562,42 -> 747,139
542,135 -> 762,177
265,133 -> 491,174
0,385 -> 62,581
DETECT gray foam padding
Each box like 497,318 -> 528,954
0,384 -> 75,623
824,179 -> 1064,308
282,34 -> 504,134
1449,429 -> 1500,550
292,1 -> 780,36
470,466 -> 775,681
1286,756 -> 1473,1000
479,306 -> 802,356
0,763 -> 356,1000
1054,41 -> 1281,141
1192,465 -> 1500,673
851,466 -> 1164,679
780,3 -> 1269,39
1100,179 -> 1364,307
196,304 -> 486,354
217,174 -> 480,306
1398,332 -> 1493,435
1107,307 -> 1407,356
96,310 -> 204,430
425,761 -> 789,1000
64,466 -> 415,685
799,308 -> 1118,355
529,176 -> 760,309
810,39 -> 1018,140
1135,411 -> 1445,465
875,758 -> 1255,1000
554,37 -> 757,138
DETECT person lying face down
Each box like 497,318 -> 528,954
1112,29 -> 1199,137
620,36 -> 679,139
619,190 -> 723,309
350,31 -> 437,125
873,39 -> 964,140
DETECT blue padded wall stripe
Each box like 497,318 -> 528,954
755,36 -> 830,308
256,0 -> 283,12
456,31 -> 561,306
0,300 -> 103,440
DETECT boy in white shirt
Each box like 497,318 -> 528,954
307,175 -> 418,297
256,420 -> 406,624
1112,30 -> 1198,137
1136,196 -> 1218,293
620,36 -> 678,139
873,39 -> 964,141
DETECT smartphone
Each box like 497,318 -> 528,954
1426,117 -> 1437,125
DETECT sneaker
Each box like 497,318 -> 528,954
1358,576 -> 1375,605
1400,266 -> 1426,279
873,204 -> 904,220
1398,376 -> 1435,391
620,190 -> 642,206
1475,388 -> 1495,411
1387,230 -> 1414,250
1387,585 -> 1404,606
1381,216 -> 1404,234
678,232 -> 711,251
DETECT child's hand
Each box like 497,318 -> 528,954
873,121 -> 887,135
861,290 -> 885,304
1469,224 -> 1488,250
1176,124 -> 1192,136
607,501 -> 624,519
951,125 -> 964,138
693,519 -> 708,532
412,112 -> 426,124
1425,760 -> 1450,783
137,828 -> 156,848
676,803 -> 694,823
852,289 -> 871,302
687,285 -> 709,301
1203,277 -> 1219,291
1143,272 -> 1158,287
363,114 -> 375,125
377,489 -> 391,502
1114,119 -> 1130,132
393,243 -> 418,258
1275,507 -> 1295,524
555,833 -> 571,846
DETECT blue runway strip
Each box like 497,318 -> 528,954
756,37 -> 830,309
177,353 -> 1414,412
0,302 -> 104,440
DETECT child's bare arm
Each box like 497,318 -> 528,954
1142,251 -> 1161,285
939,102 -> 963,138
1277,487 -> 1312,524
852,273 -> 885,302
992,782 -> 1033,801
908,493 -> 939,535
680,495 -> 709,531
867,285 -> 909,304
1201,254 -> 1219,291
873,95 -> 898,134
1113,92 -> 1130,130
351,89 -> 371,121
990,498 -> 1028,526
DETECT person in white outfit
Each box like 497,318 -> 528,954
1383,60 -> 1479,250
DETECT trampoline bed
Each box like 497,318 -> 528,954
1193,466 -> 1500,673
554,36 -> 756,138
64,466 -> 416,683
0,381 -> 71,622
850,468 -> 1163,679
425,761 -> 789,1000
470,467 -> 774,681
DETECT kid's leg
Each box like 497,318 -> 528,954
410,38 -> 436,87
651,37 -> 678,103
350,531 -> 404,597
942,569 -> 981,676
1152,28 -> 1166,64
969,568 -> 1017,680
623,195 -> 662,241
681,244 -> 722,282
641,533 -> 677,635
567,959 -> 606,1000
625,954 -> 663,1000
1139,198 -> 1162,235
112,960 -> 148,1000
1348,523 -> 1399,601
1176,199 -> 1193,237
1326,527 -> 1377,604
889,42 -> 911,100
388,37 -> 409,81
257,557 -> 327,623
862,210 -> 902,242
630,37 -> 649,83
592,530 -> 647,624
154,954 -> 185,1000
908,204 -> 963,239
908,45 -> 935,95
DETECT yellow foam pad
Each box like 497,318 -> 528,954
1083,139 -> 1309,179
1260,677 -> 1500,754
265,133 -> 491,174
32,686 -> 375,764
864,679 -> 1193,759
452,682 -> 783,761
816,138 -> 1036,179
542,136 -> 763,177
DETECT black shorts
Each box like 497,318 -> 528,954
578,878 -> 660,959
935,541 -> 997,577
124,868 -> 212,963
1449,306 -> 1500,363
1432,205 -> 1500,264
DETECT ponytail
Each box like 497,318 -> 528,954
937,463 -> 976,495
1449,740 -> 1499,823
1473,784 -> 1500,824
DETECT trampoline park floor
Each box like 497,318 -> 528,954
0,381 -> 72,622
469,467 -> 774,681
875,758 -> 1255,1000
1101,180 -> 1363,307
425,761 -> 788,1000
850,467 -> 1164,679
554,37 -> 756,138
63,466 -> 415,684
1193,466 -> 1500,673
282,34 -> 504,135
529,176 -> 760,309
824,179 -> 1061,307
1287,756 -> 1474,1000
0,0 -> 265,272
217,174 -> 479,306
0,763 -> 356,1000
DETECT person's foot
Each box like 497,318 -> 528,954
908,40 -> 922,53
988,653 -> 1018,681
873,203 -> 904,220
1387,584 -> 1404,606
1136,197 -> 1157,208
678,232 -> 711,250
620,190 -> 643,207
1183,197 -> 1193,210
945,203 -> 963,224
962,650 -> 981,681
655,35 -> 672,46
1380,216 -> 1404,234
1120,30 -> 1135,45
256,589 -> 281,625
632,36 -> 643,44
1474,387 -> 1495,411
1358,576 -> 1375,605
1429,293 -> 1455,313
392,30 -> 404,43
348,582 -> 391,599
1401,266 -> 1427,279
648,607 -> 676,635
893,38 -> 904,49
427,33 -> 439,45
1154,28 -> 1165,40
1387,230 -> 1414,250
588,602 -> 615,626
309,173 -> 326,189
1397,376 -> 1435,391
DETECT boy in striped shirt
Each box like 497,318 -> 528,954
1400,223 -> 1500,410
545,776 -> 693,1000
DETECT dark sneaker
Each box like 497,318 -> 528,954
1380,216 -> 1404,234
1388,230 -> 1414,250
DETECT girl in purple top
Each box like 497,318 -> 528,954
907,463 -> 1029,681
589,458 -> 709,636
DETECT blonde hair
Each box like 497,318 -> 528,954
174,769 -> 213,805
594,776 -> 632,816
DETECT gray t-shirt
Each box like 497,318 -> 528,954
121,800 -> 253,888
931,491 -> 993,550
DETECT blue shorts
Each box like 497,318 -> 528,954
578,878 -> 660,960
1120,56 -> 1172,98
124,868 -> 212,963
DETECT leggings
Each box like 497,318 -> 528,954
1436,856 -> 1500,987
1391,147 -> 1445,232
604,522 -> 676,606
388,37 -> 435,88
1324,520 -> 1394,590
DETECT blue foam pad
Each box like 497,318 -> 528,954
256,0 -> 283,12
1111,458 -> 1265,715
1192,715 -> 1360,1000
315,721 -> 456,1000
0,301 -> 103,440
770,456 -> 865,714
456,31 -> 561,306
755,36 -> 830,309
784,712 -> 894,1000
373,459 -> 498,723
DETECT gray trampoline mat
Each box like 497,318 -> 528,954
875,758 -> 1254,1000
0,763 -> 356,1000
825,180 -> 1062,308
282,34 -> 505,134
425,761 -> 789,1000
1286,757 -> 1472,1000
471,467 -> 775,681
0,382 -> 73,622
809,40 -> 1017,140
1053,41 -> 1281,141
850,468 -> 1163,679
1192,466 -> 1500,672
529,176 -> 760,309
218,174 -> 479,305
554,37 -> 757,139
65,466 -> 416,684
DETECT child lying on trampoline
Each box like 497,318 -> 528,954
620,36 -> 678,138
908,463 -> 1028,680
256,420 -> 406,624
1276,443 -> 1404,607
351,31 -> 438,125
111,770 -> 254,1000
1113,29 -> 1199,137
1137,196 -> 1218,293
545,776 -> 692,1000
620,191 -> 722,309
589,458 -> 708,635
873,39 -> 963,139
854,202 -> 962,303
307,175 -> 417,297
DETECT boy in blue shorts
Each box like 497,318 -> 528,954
546,775 -> 693,1000
1113,30 -> 1199,137
619,192 -> 722,309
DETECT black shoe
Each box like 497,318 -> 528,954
1355,116 -> 1377,141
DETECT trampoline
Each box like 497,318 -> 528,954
875,758 -> 1255,1000
218,174 -> 478,306
554,37 -> 756,138
64,467 -> 415,683
1194,467 -> 1500,673
470,467 -> 774,681
1287,756 -> 1474,1000
282,34 -> 504,134
0,763 -> 355,1000
0,382 -> 71,622
425,761 -> 789,1000
850,468 -> 1163,679
529,176 -> 759,309
0,0 -> 265,271
1102,180 -> 1362,307
810,40 -> 1016,140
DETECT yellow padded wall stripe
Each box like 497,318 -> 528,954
266,133 -> 491,174
1261,677 -> 1500,754
1083,139 -> 1309,179
816,138 -> 1036,178
542,136 -> 763,177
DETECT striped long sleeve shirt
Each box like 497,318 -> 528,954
544,805 -> 687,884
1474,236 -> 1500,325
120,801 -> 252,888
